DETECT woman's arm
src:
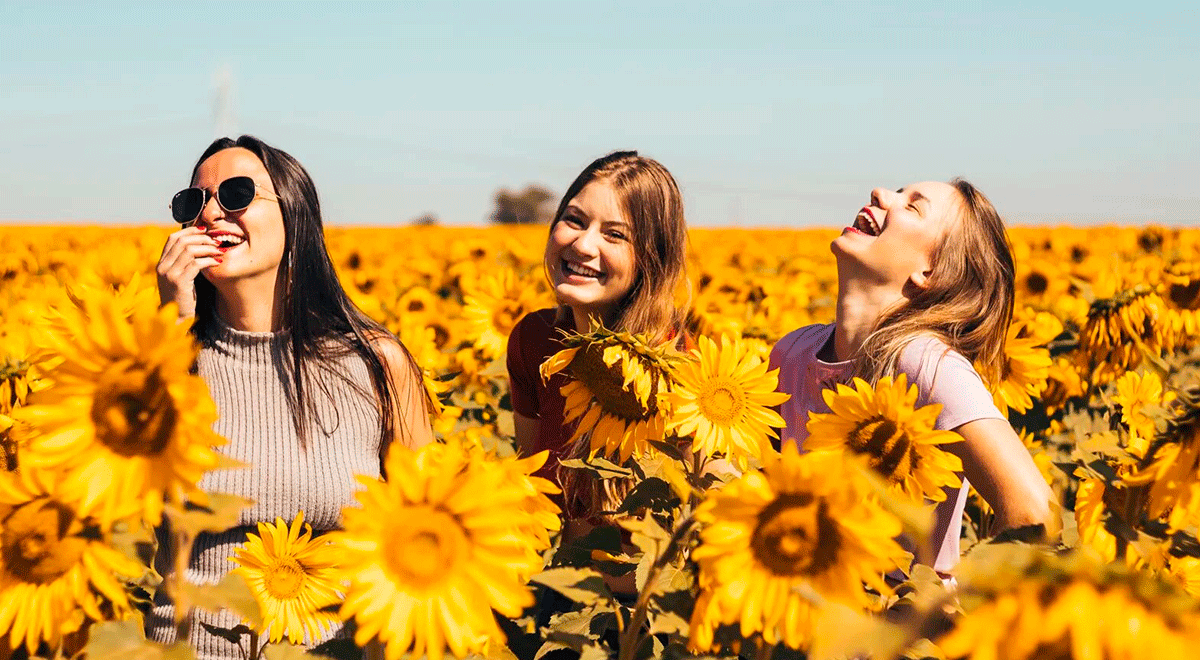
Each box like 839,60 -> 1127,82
947,417 -> 1055,535
514,411 -> 540,457
376,339 -> 435,450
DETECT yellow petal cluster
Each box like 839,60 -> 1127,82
334,439 -> 558,660
688,445 -> 907,651
669,333 -> 789,470
806,373 -> 963,503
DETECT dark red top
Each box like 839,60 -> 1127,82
507,308 -> 576,486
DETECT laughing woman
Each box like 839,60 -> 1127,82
769,179 -> 1054,576
149,135 -> 433,658
506,150 -> 690,522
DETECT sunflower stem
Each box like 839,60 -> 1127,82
616,515 -> 697,660
170,528 -> 196,644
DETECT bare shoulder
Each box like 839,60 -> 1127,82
367,332 -> 420,380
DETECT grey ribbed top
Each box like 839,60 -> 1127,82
147,317 -> 382,659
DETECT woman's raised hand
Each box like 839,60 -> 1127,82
156,226 -> 223,318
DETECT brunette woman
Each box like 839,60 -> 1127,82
150,136 -> 432,658
507,150 -> 689,522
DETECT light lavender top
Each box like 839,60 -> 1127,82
147,317 -> 383,659
768,323 -> 1005,574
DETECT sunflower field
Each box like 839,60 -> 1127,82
2,223 -> 1200,660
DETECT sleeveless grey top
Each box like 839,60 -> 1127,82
146,317 -> 383,659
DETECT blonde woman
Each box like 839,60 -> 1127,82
770,179 -> 1054,576
506,150 -> 690,522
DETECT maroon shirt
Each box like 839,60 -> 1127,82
507,308 -> 575,487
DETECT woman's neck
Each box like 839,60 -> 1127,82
214,272 -> 286,333
830,278 -> 906,363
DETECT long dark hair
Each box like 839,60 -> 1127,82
189,135 -> 419,448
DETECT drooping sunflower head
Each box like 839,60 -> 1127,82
1080,285 -> 1172,385
0,469 -> 142,655
941,545 -> 1200,660
688,445 -> 907,651
541,324 -> 680,462
12,286 -> 226,526
336,439 -> 557,660
806,374 -> 963,503
669,333 -> 789,469
231,511 -> 342,645
1124,386 -> 1200,528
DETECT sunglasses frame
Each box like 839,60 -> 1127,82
169,176 -> 280,225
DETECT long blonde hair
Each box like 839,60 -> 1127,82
550,151 -> 690,519
548,151 -> 690,346
855,178 -> 1015,387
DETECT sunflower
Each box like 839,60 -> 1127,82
1041,357 -> 1086,415
1112,370 -> 1171,455
0,469 -> 142,655
1079,285 -> 1172,385
986,317 -> 1055,416
12,287 -> 226,526
805,374 -> 963,503
940,545 -> 1200,660
1072,475 -> 1153,566
461,268 -> 546,359
1163,262 -> 1200,346
1124,387 -> 1200,530
334,440 -> 557,660
230,511 -> 342,645
688,445 -> 907,652
541,324 -> 679,462
669,334 -> 789,470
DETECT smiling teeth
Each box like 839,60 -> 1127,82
565,261 -> 602,278
854,213 -> 881,236
211,234 -> 245,246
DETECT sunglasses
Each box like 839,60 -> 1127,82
169,176 -> 280,225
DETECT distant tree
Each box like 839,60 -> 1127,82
410,212 -> 439,226
491,184 -> 556,224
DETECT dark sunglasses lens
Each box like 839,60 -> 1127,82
218,177 -> 257,212
171,188 -> 205,224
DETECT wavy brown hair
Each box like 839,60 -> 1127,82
548,151 -> 690,346
855,178 -> 1015,387
550,151 -> 691,519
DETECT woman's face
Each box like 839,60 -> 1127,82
192,147 -> 286,285
545,180 -> 637,320
831,180 -> 961,289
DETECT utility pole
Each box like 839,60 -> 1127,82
213,64 -> 235,138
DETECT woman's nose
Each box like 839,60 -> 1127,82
569,228 -> 601,257
197,192 -> 223,226
870,187 -> 894,209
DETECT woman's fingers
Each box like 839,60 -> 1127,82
157,227 -> 224,318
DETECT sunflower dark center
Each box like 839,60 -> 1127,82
847,417 -> 915,482
491,302 -> 524,334
750,493 -> 840,576
1025,271 -> 1049,295
569,344 -> 656,421
0,500 -> 86,584
1170,279 -> 1200,310
91,361 -> 177,456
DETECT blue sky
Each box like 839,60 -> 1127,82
1,1 -> 1195,227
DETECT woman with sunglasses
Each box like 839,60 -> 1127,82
150,135 -> 433,657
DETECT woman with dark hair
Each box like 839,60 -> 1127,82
150,135 -> 432,657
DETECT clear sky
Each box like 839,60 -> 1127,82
2,1 -> 1196,227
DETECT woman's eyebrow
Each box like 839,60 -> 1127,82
910,191 -> 929,205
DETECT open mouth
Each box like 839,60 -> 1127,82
563,260 -> 604,281
209,232 -> 246,252
852,209 -> 882,236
